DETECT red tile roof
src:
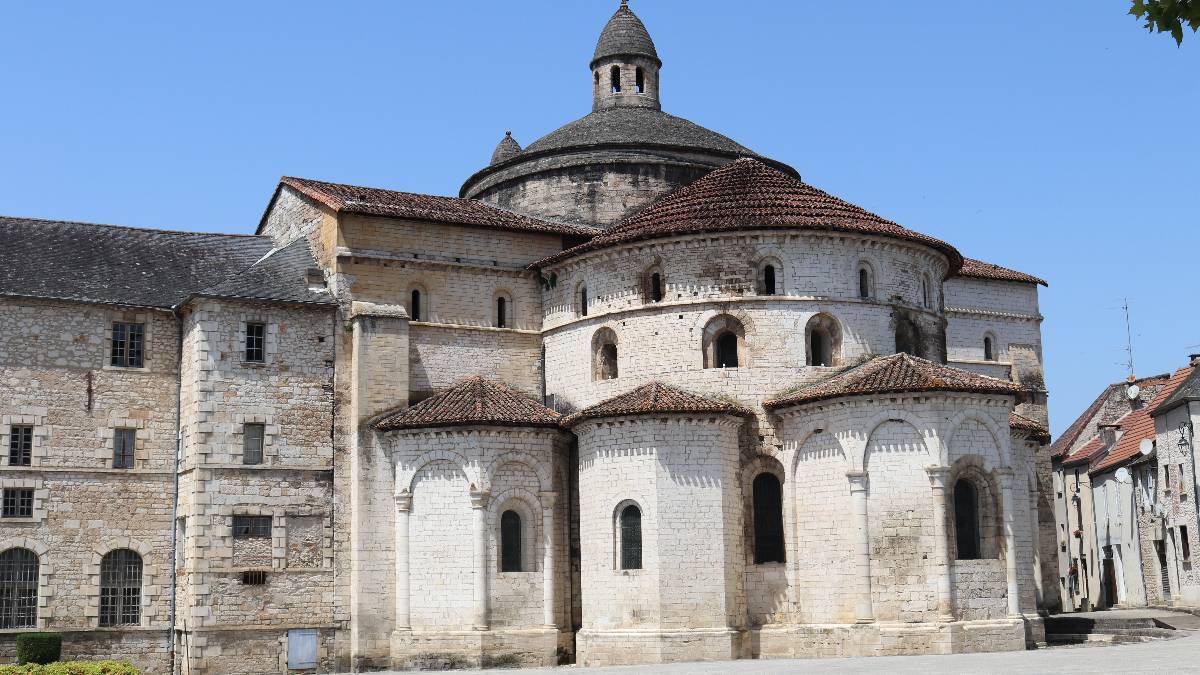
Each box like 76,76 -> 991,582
276,176 -> 597,237
765,353 -> 1023,409
957,258 -> 1048,286
531,158 -> 962,270
1010,412 -> 1051,442
373,377 -> 561,431
1050,372 -> 1172,460
563,382 -> 749,428
1088,367 -> 1193,474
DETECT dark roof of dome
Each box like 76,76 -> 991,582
524,106 -> 755,157
490,131 -> 522,165
592,1 -> 659,68
533,158 -> 963,270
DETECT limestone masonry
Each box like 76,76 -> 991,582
0,2 -> 1059,672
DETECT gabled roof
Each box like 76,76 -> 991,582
532,158 -> 962,270
1090,367 -> 1194,474
563,381 -> 748,428
765,353 -> 1023,409
592,0 -> 659,67
957,257 -> 1048,287
1010,412 -> 1051,442
275,176 -> 595,237
0,215 -> 332,309
373,377 -> 561,431
1050,372 -> 1172,460
1152,366 -> 1200,417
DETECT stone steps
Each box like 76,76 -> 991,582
1044,611 -> 1195,647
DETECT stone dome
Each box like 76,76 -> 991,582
490,131 -> 522,165
592,0 -> 660,68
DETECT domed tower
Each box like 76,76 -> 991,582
461,1 -> 797,228
591,0 -> 661,112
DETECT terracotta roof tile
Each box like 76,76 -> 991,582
278,176 -> 596,237
957,257 -> 1047,286
531,158 -> 962,270
1010,412 -> 1051,442
373,377 -> 561,431
1089,367 -> 1193,474
563,381 -> 749,428
1050,372 -> 1172,460
765,353 -> 1023,409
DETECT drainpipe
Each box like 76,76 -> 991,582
168,309 -> 184,671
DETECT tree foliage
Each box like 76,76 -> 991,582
1130,0 -> 1200,44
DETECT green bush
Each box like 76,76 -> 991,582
0,661 -> 138,675
14,634 -> 61,665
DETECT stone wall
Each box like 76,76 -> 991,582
1154,400 -> 1200,606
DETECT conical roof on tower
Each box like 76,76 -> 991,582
490,131 -> 522,165
592,0 -> 659,68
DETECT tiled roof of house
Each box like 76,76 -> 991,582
532,158 -> 962,270
563,381 -> 749,428
592,0 -> 659,67
276,176 -> 596,237
0,216 -> 334,309
373,377 -> 561,431
1010,412 -> 1051,442
1050,372 -> 1172,460
765,353 -> 1023,409
1152,365 -> 1200,417
956,258 -> 1048,286
1089,367 -> 1193,474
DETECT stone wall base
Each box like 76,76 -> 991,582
576,627 -> 742,666
390,628 -> 561,669
750,617 -> 1027,660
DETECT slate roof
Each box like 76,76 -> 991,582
765,353 -> 1023,409
592,1 -> 659,67
1152,365 -> 1200,417
534,158 -> 962,270
957,257 -> 1048,286
0,216 -> 333,309
563,381 -> 749,428
1089,368 -> 1193,474
1010,412 -> 1051,442
490,131 -> 522,165
276,176 -> 594,237
523,106 -> 759,159
373,377 -> 561,431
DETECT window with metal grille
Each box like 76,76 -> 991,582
241,570 -> 268,585
0,548 -> 38,628
500,510 -> 522,572
245,322 -> 265,362
1,489 -> 33,519
113,429 -> 135,469
8,426 -> 32,467
243,424 -> 265,465
753,473 -> 785,563
233,515 -> 272,539
99,549 -> 142,627
110,322 -> 144,368
619,504 -> 642,570
955,479 -> 981,560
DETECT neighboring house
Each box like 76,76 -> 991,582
1149,362 -> 1200,606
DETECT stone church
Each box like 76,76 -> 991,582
0,2 -> 1058,672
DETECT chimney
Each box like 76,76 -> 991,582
1099,423 -> 1121,448
1190,353 -> 1200,367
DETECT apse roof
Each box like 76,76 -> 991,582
373,377 -> 562,431
563,381 -> 749,427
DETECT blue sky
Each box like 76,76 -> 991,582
1,1 -> 1196,435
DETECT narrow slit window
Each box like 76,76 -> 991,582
635,67 -> 644,93
580,287 -> 588,317
113,429 -> 136,469
496,297 -> 507,329
650,273 -> 663,302
410,290 -> 422,322
984,336 -> 995,361
8,426 -> 32,467
954,479 -> 981,560
763,265 -> 777,296
1183,526 -> 1191,560
753,474 -> 785,563
610,65 -> 621,93
500,510 -> 522,572
619,504 -> 642,570
243,423 -> 265,465
110,322 -> 144,368
245,322 -> 265,362
858,268 -> 871,299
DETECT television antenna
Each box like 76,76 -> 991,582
1122,298 -> 1135,379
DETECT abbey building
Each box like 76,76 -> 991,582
0,2 -> 1058,672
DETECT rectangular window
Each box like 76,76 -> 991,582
242,423 -> 265,465
241,570 -> 268,585
287,629 -> 319,669
8,426 -> 32,467
1,488 -> 33,518
233,515 -> 272,539
113,429 -> 136,469
245,322 -> 265,362
110,322 -> 145,368
1183,526 -> 1192,561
